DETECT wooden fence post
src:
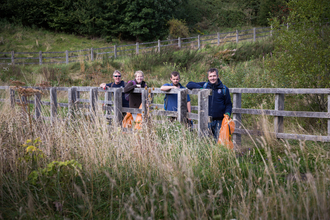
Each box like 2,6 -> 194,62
197,35 -> 201,49
158,40 -> 161,52
274,94 -> 284,135
270,25 -> 273,37
65,50 -> 69,64
50,87 -> 57,122
90,88 -> 98,113
178,37 -> 181,49
141,89 -> 147,120
39,51 -> 42,65
114,45 -> 117,58
328,95 -> 330,136
236,30 -> 239,43
11,51 -> 15,65
113,88 -> 123,125
68,87 -> 77,117
232,93 -> 242,147
91,48 -> 94,61
177,89 -> 188,124
217,32 -> 220,45
34,90 -> 41,119
10,88 -> 15,109
253,28 -> 256,42
198,90 -> 210,137
136,42 -> 139,55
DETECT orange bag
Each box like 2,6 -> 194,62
217,114 -> 235,150
122,104 -> 142,130
122,112 -> 134,128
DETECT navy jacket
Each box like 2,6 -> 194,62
186,79 -> 232,120
106,81 -> 129,108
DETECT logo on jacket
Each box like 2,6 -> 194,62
218,89 -> 222,94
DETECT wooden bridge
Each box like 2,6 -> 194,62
1,86 -> 330,145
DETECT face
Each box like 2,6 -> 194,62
170,75 -> 180,86
208,71 -> 218,84
113,73 -> 121,84
135,73 -> 144,83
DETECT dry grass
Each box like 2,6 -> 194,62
0,96 -> 330,219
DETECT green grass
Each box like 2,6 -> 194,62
0,102 -> 330,219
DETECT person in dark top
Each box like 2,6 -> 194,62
186,68 -> 232,140
99,70 -> 129,108
124,70 -> 147,109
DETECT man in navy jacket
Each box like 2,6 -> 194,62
186,68 -> 232,140
99,70 -> 129,108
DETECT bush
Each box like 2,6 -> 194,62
168,19 -> 190,38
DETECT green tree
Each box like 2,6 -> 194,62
268,0 -> 330,110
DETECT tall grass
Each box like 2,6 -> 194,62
0,95 -> 329,219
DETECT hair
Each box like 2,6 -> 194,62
207,68 -> 218,76
113,70 -> 121,76
170,71 -> 180,78
134,70 -> 144,77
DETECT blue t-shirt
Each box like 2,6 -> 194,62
163,83 -> 191,111
106,81 -> 129,108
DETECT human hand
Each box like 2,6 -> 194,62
100,83 -> 107,89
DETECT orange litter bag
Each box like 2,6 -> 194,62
122,104 -> 142,130
217,114 -> 235,150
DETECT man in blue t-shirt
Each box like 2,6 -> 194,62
161,71 -> 191,121
99,70 -> 129,108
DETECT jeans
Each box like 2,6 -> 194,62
208,119 -> 222,141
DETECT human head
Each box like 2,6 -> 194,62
170,71 -> 180,86
134,70 -> 144,84
207,68 -> 219,84
113,70 -> 122,84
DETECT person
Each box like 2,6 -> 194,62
160,71 -> 191,123
124,70 -> 147,109
186,68 -> 232,140
99,70 -> 129,108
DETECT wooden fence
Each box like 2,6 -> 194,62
0,26 -> 272,65
0,86 -> 211,137
1,86 -> 330,145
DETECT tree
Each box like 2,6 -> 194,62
268,0 -> 330,110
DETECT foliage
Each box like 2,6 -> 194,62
167,19 -> 190,38
258,0 -> 289,26
267,0 -> 330,110
19,137 -> 45,164
29,160 -> 82,185
0,0 -> 182,41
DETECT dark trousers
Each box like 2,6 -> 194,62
208,119 -> 222,141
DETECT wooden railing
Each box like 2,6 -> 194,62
0,86 -> 211,137
230,88 -> 330,144
0,27 -> 272,65
1,86 -> 329,144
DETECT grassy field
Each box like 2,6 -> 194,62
0,97 -> 330,219
1,23 -> 330,219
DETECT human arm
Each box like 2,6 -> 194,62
186,82 -> 206,89
187,101 -> 191,113
160,83 -> 179,91
100,83 -> 112,89
224,89 -> 232,117
124,81 -> 136,93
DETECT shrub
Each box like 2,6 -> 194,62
168,19 -> 190,38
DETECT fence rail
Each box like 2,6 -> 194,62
0,26 -> 273,65
1,86 -> 330,146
